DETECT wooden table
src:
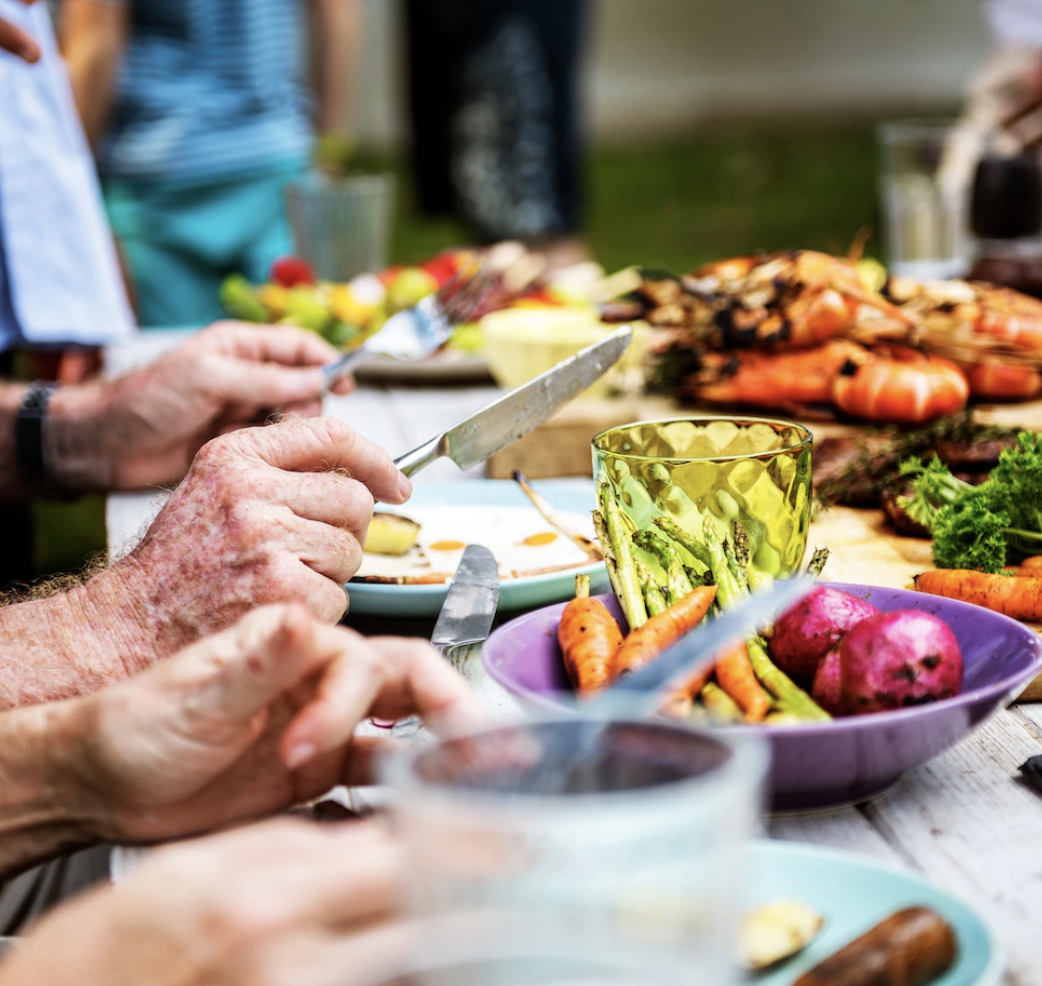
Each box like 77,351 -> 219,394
104,333 -> 1042,983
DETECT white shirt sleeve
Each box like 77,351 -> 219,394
0,1 -> 136,347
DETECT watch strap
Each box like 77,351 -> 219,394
15,381 -> 58,493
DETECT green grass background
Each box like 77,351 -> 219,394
38,125 -> 889,578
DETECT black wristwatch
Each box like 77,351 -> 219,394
15,381 -> 59,494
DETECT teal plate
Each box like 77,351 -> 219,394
748,841 -> 1002,985
346,480 -> 609,617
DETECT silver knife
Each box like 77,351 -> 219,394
391,544 -> 500,740
430,544 -> 500,653
393,326 -> 633,478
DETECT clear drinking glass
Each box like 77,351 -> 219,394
877,119 -> 970,279
592,416 -> 812,580
283,172 -> 396,281
380,716 -> 766,986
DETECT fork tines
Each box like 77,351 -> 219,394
438,262 -> 499,326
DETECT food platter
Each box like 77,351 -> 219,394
746,841 -> 1002,986
346,480 -> 609,617
482,583 -> 1042,811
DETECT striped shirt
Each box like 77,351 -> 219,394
98,0 -> 312,183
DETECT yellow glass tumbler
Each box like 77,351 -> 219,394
591,417 -> 813,579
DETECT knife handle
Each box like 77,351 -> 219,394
394,436 -> 442,478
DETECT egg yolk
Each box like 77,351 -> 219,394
522,531 -> 559,547
429,540 -> 467,551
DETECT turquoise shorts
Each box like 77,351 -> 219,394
104,160 -> 307,329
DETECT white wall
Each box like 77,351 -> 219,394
354,0 -> 994,149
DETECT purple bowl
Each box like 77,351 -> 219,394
482,582 -> 1042,812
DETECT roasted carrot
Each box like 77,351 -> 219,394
714,642 -> 772,722
610,585 -> 718,679
915,569 -> 1042,620
1020,556 -> 1042,574
558,575 -> 624,694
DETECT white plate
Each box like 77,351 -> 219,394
346,480 -> 608,617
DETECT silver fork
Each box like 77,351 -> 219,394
321,262 -> 496,390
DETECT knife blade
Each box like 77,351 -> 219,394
430,544 -> 501,652
387,545 -> 501,741
393,326 -> 633,478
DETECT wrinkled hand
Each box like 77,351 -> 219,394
0,819 -> 410,986
93,415 -> 407,666
0,0 -> 42,63
71,604 -> 482,844
48,322 -> 354,491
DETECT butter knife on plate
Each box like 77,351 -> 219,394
387,544 -> 500,740
393,326 -> 632,478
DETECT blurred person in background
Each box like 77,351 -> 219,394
0,0 -> 135,363
0,0 -> 136,584
404,0 -> 589,270
942,0 -> 1042,192
60,0 -> 365,329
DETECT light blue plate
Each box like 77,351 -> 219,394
346,480 -> 609,617
749,841 -> 1002,985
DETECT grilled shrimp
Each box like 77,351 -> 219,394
832,347 -> 969,424
961,360 -> 1042,400
684,250 -> 915,349
689,339 -> 871,408
887,276 -> 1042,357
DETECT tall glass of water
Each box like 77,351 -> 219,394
877,119 -> 970,279
379,716 -> 767,986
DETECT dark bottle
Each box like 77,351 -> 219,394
970,151 -> 1042,241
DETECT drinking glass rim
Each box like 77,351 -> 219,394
379,713 -> 766,820
591,415 -> 812,464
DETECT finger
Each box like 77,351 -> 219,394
225,417 -> 410,504
364,637 -> 487,732
264,470 -> 376,531
204,322 -> 342,367
279,513 -> 366,584
329,372 -> 355,396
205,355 -> 328,408
0,17 -> 40,61
173,604 -> 326,727
278,630 -> 390,767
289,564 -> 350,623
281,636 -> 485,765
